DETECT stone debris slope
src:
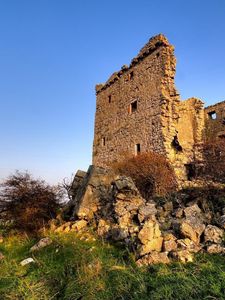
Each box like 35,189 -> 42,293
59,166 -> 225,265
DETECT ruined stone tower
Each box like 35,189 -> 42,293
93,34 -> 223,181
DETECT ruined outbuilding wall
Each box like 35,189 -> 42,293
204,100 -> 225,140
169,98 -> 205,179
93,34 -> 205,181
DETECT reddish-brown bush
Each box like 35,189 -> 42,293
112,152 -> 177,199
198,139 -> 225,183
0,171 -> 62,232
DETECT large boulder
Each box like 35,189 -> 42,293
138,220 -> 163,255
65,166 -> 145,224
64,166 -> 115,221
181,220 -> 205,244
181,204 -> 205,244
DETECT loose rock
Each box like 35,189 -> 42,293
204,225 -> 224,244
30,237 -> 52,252
20,257 -> 35,266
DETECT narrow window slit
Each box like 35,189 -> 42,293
135,143 -> 141,156
129,100 -> 137,114
102,137 -> 106,146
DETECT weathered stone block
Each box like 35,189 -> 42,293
204,225 -> 224,244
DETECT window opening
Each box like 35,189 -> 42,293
102,137 -> 106,146
171,135 -> 183,152
129,100 -> 137,114
135,143 -> 141,156
128,71 -> 134,80
108,95 -> 111,103
185,164 -> 195,181
208,111 -> 217,120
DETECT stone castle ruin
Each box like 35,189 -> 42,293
62,36 -> 225,264
93,34 -> 225,181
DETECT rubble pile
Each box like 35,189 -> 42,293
58,166 -> 225,265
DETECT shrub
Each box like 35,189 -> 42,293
197,139 -> 225,183
0,171 -> 62,232
112,152 -> 177,199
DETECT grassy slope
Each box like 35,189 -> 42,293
0,230 -> 225,300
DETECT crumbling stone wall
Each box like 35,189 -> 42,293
92,34 -> 210,181
204,100 -> 225,140
169,98 -> 205,179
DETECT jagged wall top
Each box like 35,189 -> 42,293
95,34 -> 172,94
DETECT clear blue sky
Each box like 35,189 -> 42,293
0,0 -> 225,183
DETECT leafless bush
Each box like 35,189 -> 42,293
112,152 -> 177,199
0,171 -> 63,232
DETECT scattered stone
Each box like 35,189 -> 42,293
177,238 -> 201,253
181,219 -> 205,244
172,250 -> 193,263
138,203 -> 157,223
139,237 -> 163,255
114,176 -> 138,192
207,244 -> 225,254
20,257 -> 35,266
138,220 -> 161,244
54,221 -> 72,233
137,252 -> 169,266
184,204 -> 202,219
97,219 -> 110,236
204,225 -> 224,244
49,219 -> 59,231
30,237 -> 52,252
64,225 -> 71,233
71,220 -> 88,231
163,239 -> 177,252
175,208 -> 183,218
164,201 -> 173,212
163,233 -> 176,241
110,226 -> 128,241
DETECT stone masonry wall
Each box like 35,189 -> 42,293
204,100 -> 225,140
93,34 -> 207,181
169,98 -> 205,179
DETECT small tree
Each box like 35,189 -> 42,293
0,171 -> 62,232
112,152 -> 177,199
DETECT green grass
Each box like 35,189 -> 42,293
0,230 -> 224,300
